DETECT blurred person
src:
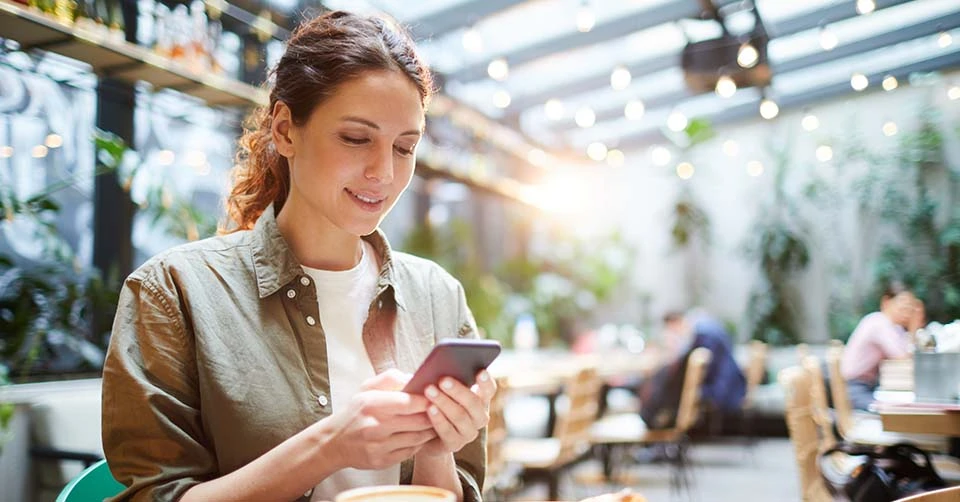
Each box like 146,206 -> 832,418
638,310 -> 746,429
841,281 -> 920,411
101,11 -> 494,502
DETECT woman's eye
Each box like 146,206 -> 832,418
394,145 -> 415,156
340,135 -> 369,145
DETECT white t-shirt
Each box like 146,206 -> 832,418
302,240 -> 399,501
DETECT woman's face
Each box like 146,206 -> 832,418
883,291 -> 917,327
275,70 -> 424,237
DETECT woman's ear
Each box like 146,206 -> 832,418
271,101 -> 296,158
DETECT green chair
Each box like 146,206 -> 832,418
56,459 -> 125,502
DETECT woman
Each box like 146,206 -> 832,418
841,281 -> 920,411
101,11 -> 494,502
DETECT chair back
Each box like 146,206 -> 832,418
552,364 -> 604,465
825,345 -> 855,438
485,376 -> 510,486
893,485 -> 960,501
779,366 -> 831,502
674,347 -> 712,433
801,355 -> 837,452
56,459 -> 124,502
742,340 -> 768,409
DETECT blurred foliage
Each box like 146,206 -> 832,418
670,186 -> 710,249
859,109 -> 960,324
1,129 -> 217,381
402,217 -> 635,348
743,140 -> 811,345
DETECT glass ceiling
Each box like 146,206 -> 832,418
326,0 -> 959,159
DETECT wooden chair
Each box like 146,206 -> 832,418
894,485 -> 960,501
483,376 -> 515,501
502,364 -> 604,501
740,340 -> 769,450
779,366 -> 832,502
824,346 -> 944,451
590,347 -> 713,496
801,355 -> 838,453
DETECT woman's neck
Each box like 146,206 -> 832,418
275,198 -> 363,271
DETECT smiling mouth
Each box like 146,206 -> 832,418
346,188 -> 386,205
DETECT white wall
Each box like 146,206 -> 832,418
592,71 -> 960,342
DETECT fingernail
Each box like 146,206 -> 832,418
429,405 -> 439,415
441,379 -> 454,390
426,386 -> 438,398
478,371 -> 489,382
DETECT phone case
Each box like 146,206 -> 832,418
403,339 -> 502,394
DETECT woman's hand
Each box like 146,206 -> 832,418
417,370 -> 497,457
321,369 -> 437,470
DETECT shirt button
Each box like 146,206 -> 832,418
300,276 -> 310,286
286,289 -> 296,299
306,316 -> 316,326
318,394 -> 328,407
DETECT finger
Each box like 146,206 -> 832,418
362,369 -> 413,391
384,428 -> 437,451
473,370 -> 498,403
380,412 -> 434,434
385,445 -> 422,465
426,403 -> 466,451
426,385 -> 473,437
435,378 -> 487,427
358,390 -> 431,416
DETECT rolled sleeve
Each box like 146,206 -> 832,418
102,270 -> 214,501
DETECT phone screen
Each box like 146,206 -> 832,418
403,339 -> 501,394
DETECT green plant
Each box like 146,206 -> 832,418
743,140 -> 811,345
861,109 -> 960,322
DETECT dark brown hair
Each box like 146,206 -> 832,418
222,10 -> 434,232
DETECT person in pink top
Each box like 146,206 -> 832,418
841,281 -> 923,410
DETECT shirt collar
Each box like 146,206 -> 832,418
250,203 -> 404,310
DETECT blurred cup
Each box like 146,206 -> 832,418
334,485 -> 456,502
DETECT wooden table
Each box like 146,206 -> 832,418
878,403 -> 960,436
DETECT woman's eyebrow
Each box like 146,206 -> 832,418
341,116 -> 421,137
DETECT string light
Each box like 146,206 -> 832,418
624,99 -> 645,120
610,65 -> 632,90
31,145 -> 48,158
947,86 -> 960,100
938,32 -> 953,48
850,73 -> 868,91
544,99 -> 565,120
606,149 -> 624,167
492,90 -> 511,108
0,146 -> 13,158
746,160 -> 764,177
575,107 -> 596,128
882,75 -> 898,91
723,140 -> 740,157
651,146 -> 671,166
676,162 -> 694,179
715,75 -> 737,98
527,148 -> 548,167
586,142 -> 608,161
856,0 -> 875,15
801,113 -> 820,131
487,58 -> 509,81
816,145 -> 833,162
157,150 -> 175,165
882,121 -> 898,137
820,26 -> 838,51
44,134 -> 63,148
667,111 -> 688,132
737,43 -> 759,68
576,2 -> 595,33
759,98 -> 779,119
462,26 -> 483,53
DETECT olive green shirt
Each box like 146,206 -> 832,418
101,205 -> 485,501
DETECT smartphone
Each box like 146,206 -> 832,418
403,338 -> 502,394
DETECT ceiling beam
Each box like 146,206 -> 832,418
551,10 -> 959,135
405,0 -> 528,41
615,48 -> 960,152
444,0 -> 714,84
503,0 -> 915,120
